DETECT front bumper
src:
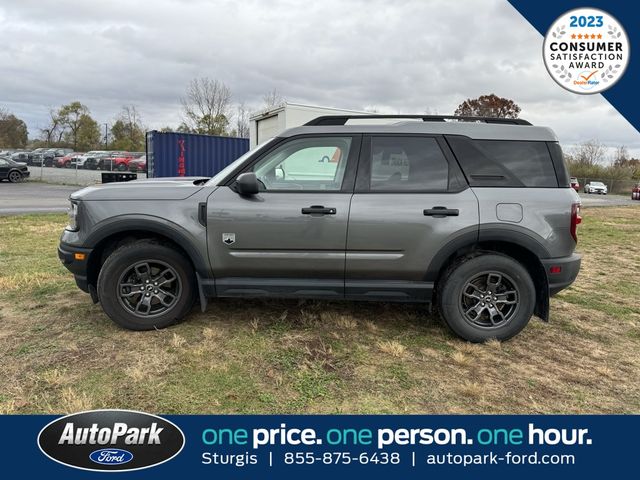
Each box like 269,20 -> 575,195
542,253 -> 582,296
58,241 -> 93,293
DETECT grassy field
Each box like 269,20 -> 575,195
0,206 -> 638,414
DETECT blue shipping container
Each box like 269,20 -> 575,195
146,131 -> 249,178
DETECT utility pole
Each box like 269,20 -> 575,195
104,123 -> 109,150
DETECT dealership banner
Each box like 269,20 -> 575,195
0,412 -> 635,478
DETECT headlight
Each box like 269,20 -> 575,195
67,202 -> 79,231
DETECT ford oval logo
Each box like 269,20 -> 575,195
37,409 -> 184,472
89,448 -> 133,465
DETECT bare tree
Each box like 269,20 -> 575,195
262,88 -> 285,109
235,102 -> 250,138
572,140 -> 606,166
181,77 -> 232,135
613,145 -> 629,166
40,108 -> 65,146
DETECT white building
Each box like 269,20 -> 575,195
249,102 -> 368,149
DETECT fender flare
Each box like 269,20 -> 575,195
425,226 -> 550,321
84,214 -> 210,276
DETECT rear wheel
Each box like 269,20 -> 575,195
97,242 -> 196,330
438,253 -> 535,342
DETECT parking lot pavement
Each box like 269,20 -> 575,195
27,166 -> 146,187
0,182 -> 80,215
578,193 -> 638,207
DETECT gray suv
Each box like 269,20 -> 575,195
59,115 -> 581,342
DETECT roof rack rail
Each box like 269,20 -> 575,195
304,115 -> 532,126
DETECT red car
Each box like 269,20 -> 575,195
632,183 -> 640,200
570,177 -> 580,191
55,152 -> 84,168
128,155 -> 147,172
110,152 -> 144,171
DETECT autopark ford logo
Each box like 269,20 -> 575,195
37,409 -> 184,472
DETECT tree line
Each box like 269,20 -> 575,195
0,79 -> 286,151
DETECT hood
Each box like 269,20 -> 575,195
70,177 -> 211,201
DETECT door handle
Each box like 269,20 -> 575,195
301,205 -> 337,215
423,206 -> 459,217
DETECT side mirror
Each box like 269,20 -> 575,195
235,172 -> 260,196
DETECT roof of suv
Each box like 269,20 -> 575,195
282,116 -> 557,142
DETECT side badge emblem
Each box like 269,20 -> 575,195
222,233 -> 235,245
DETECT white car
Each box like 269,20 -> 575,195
584,181 -> 607,194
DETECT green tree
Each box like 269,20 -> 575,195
52,101 -> 100,151
0,109 -> 29,148
454,94 -> 521,118
110,105 -> 145,151
74,115 -> 101,151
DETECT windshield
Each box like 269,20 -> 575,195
592,182 -> 605,186
206,139 -> 276,186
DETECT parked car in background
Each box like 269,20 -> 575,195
128,155 -> 147,173
27,148 -> 48,165
42,148 -> 58,167
55,152 -> 84,168
10,151 -> 30,163
84,152 -> 121,170
112,152 -> 144,171
584,181 -> 608,194
632,183 -> 640,200
30,152 -> 46,166
74,151 -> 107,169
570,177 -> 580,191
43,148 -> 74,167
0,156 -> 30,182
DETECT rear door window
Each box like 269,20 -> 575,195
368,136 -> 450,191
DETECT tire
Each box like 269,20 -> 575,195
438,253 -> 535,342
117,164 -> 127,171
97,241 -> 196,330
8,170 -> 23,183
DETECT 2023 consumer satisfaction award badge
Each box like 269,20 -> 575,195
543,7 -> 629,94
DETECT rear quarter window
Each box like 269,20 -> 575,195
446,136 -> 559,188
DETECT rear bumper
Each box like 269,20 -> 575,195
58,242 -> 93,293
542,253 -> 581,296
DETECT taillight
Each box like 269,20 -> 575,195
570,202 -> 582,243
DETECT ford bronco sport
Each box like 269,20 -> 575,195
59,115 -> 582,342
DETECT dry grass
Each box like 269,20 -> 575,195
0,207 -> 639,414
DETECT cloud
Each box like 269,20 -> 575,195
1,0 -> 638,157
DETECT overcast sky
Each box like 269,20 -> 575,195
1,0 -> 639,158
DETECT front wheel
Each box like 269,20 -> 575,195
8,170 -> 23,183
97,241 -> 196,330
438,253 -> 535,342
